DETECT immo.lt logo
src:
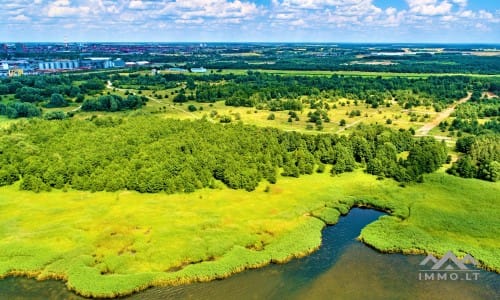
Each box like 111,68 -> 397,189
418,251 -> 480,281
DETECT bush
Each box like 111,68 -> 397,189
44,111 -> 67,120
219,115 -> 232,123
46,93 -> 69,108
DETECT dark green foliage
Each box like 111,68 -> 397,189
349,110 -> 361,118
405,138 -> 447,176
0,102 -> 42,118
192,73 -> 470,110
80,79 -> 105,93
75,94 -> 85,103
20,175 -> 50,193
44,111 -> 67,120
331,144 -> 356,175
456,136 -> 475,153
219,115 -> 232,123
186,77 -> 196,90
173,92 -> 187,103
15,87 -> 43,103
0,118 -> 449,193
188,104 -> 197,112
46,93 -> 69,108
82,95 -> 146,112
448,135 -> 499,181
0,166 -> 19,186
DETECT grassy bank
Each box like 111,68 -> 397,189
0,170 -> 498,297
359,173 -> 500,272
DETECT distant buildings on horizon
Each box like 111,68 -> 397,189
0,57 -> 145,77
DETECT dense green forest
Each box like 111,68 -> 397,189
202,54 -> 500,74
1,70 -> 497,184
187,73 -> 470,109
448,135 -> 499,181
0,117 -> 447,193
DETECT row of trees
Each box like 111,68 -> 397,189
0,117 -> 448,193
81,94 -> 148,112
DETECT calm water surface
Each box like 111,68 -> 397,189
1,208 -> 498,300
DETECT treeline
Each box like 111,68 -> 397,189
110,73 -> 178,90
202,54 -> 500,74
191,73 -> 470,109
0,117 -> 447,193
447,135 -> 499,182
81,94 -> 148,112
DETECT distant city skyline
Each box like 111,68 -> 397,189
2,0 -> 499,43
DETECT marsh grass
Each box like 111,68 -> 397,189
0,171 -> 498,297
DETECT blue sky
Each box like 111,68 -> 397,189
1,0 -> 499,43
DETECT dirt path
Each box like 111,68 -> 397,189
336,120 -> 362,134
70,105 -> 82,112
415,93 -> 471,136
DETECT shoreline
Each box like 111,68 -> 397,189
0,172 -> 498,298
1,204 -> 499,298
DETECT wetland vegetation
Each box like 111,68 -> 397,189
0,43 -> 499,298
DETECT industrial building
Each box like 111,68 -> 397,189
38,60 -> 80,70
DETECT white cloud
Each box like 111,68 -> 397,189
474,23 -> 489,31
46,0 -> 92,17
47,5 -> 90,17
161,0 -> 261,19
129,0 -> 145,10
0,0 -> 498,42
406,0 -> 453,16
270,0 -> 384,29
10,14 -> 31,22
478,10 -> 494,21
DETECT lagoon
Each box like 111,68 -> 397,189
1,208 -> 498,299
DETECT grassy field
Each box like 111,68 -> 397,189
0,170 -> 498,297
133,95 -> 435,135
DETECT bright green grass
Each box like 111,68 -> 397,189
359,173 -> 500,272
0,170 -> 498,297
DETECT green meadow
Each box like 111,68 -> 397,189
0,170 -> 498,297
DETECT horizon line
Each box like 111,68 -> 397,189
2,41 -> 500,45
